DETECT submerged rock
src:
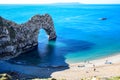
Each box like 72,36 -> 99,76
0,14 -> 57,60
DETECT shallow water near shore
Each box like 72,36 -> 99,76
0,4 -> 120,67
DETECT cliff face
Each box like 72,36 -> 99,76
0,14 -> 57,60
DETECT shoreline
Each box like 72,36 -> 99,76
0,53 -> 120,80
70,53 -> 120,67
51,53 -> 120,79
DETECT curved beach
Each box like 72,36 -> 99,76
0,53 -> 120,80
51,54 -> 120,80
0,4 -> 120,80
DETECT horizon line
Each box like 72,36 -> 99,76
0,2 -> 120,5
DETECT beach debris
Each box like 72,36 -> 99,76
85,61 -> 92,64
86,71 -> 89,73
78,64 -> 85,67
105,60 -> 112,64
93,68 -> 96,72
93,64 -> 96,72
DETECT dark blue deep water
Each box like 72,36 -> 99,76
0,4 -> 120,67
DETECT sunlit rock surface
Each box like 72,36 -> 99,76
0,14 -> 57,60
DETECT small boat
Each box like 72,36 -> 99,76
99,17 -> 107,20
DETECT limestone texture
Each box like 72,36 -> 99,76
0,14 -> 57,60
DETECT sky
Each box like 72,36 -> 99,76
0,0 -> 120,4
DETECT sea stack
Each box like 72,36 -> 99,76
0,14 -> 57,60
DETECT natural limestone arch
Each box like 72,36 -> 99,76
0,14 -> 57,60
24,14 -> 57,40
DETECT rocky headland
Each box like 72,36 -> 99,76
0,14 -> 57,60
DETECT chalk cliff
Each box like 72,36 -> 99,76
0,14 -> 57,60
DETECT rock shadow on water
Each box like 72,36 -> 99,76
0,38 -> 95,78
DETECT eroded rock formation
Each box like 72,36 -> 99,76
0,14 -> 57,60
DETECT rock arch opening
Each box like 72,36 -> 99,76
38,29 -> 48,43
0,14 -> 57,60
38,29 -> 48,55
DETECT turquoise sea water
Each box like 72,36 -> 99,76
0,4 -> 120,67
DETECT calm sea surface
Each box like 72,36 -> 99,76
0,4 -> 120,67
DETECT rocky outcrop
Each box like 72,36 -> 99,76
0,14 -> 57,60
0,73 -> 12,80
